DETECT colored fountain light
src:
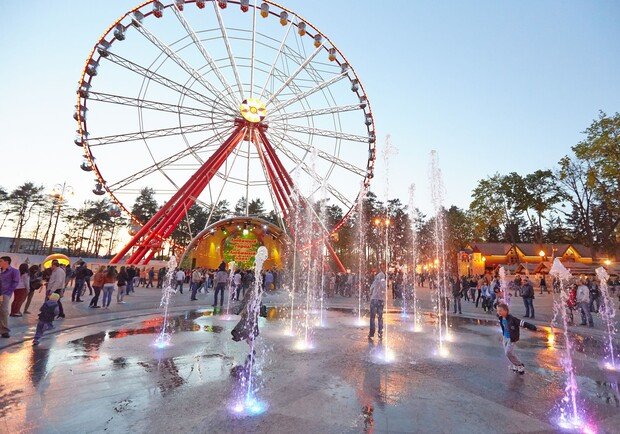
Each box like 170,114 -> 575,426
550,258 -> 588,431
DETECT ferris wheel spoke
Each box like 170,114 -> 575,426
87,91 -> 228,119
258,21 -> 293,101
107,128 -> 232,192
250,0 -> 258,98
269,103 -> 366,122
132,19 -> 237,112
265,134 -> 353,209
267,71 -> 348,115
213,1 -> 245,101
170,5 -> 237,107
266,45 -> 323,106
104,52 -> 233,117
270,122 -> 369,143
268,129 -> 367,177
89,121 -> 229,147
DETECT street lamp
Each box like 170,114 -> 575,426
48,182 -> 74,254
539,250 -> 546,261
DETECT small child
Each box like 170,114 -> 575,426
32,293 -> 60,346
497,302 -> 537,374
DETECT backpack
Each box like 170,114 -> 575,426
30,275 -> 42,290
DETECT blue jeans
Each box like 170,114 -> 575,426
175,280 -> 184,294
213,283 -> 226,306
102,284 -> 115,307
453,297 -> 462,313
126,279 -> 134,294
191,282 -> 200,300
523,297 -> 534,317
369,299 -> 384,337
72,278 -> 85,301
34,321 -> 53,343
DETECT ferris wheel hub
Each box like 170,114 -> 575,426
239,98 -> 267,123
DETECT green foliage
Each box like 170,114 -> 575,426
131,187 -> 159,224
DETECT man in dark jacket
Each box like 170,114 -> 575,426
451,277 -> 462,314
520,277 -> 535,319
71,261 -> 88,302
497,302 -> 537,374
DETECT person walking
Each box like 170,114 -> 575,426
10,263 -> 30,317
497,302 -> 537,374
588,279 -> 601,314
368,269 -> 387,340
32,292 -> 61,346
126,266 -> 136,294
452,276 -> 462,314
23,265 -> 43,314
102,267 -> 117,309
116,266 -> 128,303
90,266 -> 106,308
521,277 -> 535,319
157,267 -> 166,289
576,279 -> 593,327
233,270 -> 243,301
212,263 -> 229,308
0,256 -> 20,338
45,260 -> 66,319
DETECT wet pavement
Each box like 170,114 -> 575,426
1,304 -> 619,433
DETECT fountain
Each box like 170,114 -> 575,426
407,184 -> 422,332
222,261 -> 237,319
596,266 -> 618,371
498,266 -> 511,307
549,258 -> 591,431
429,151 -> 450,355
355,185 -> 368,326
153,255 -> 178,349
231,246 -> 269,416
380,135 -> 396,362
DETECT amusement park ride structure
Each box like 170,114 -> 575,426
74,0 -> 376,270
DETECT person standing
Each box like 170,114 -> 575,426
588,279 -> 601,313
576,280 -> 593,327
212,263 -> 229,308
368,269 -> 387,340
521,277 -> 535,319
126,266 -> 136,294
497,303 -> 537,374
147,267 -> 155,288
175,268 -> 185,294
116,266 -> 128,303
157,267 -> 166,289
102,267 -> 117,309
45,260 -> 66,319
232,269 -> 243,301
10,263 -> 30,317
190,268 -> 202,301
539,276 -> 549,295
23,265 -> 43,314
90,266 -> 106,308
71,261 -> 87,302
452,276 -> 462,314
0,256 -> 20,338
264,270 -> 274,292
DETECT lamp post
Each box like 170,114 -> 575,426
48,182 -> 74,255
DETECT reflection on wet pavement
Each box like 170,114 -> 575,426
0,307 -> 618,433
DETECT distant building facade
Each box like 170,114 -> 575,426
458,242 -> 611,276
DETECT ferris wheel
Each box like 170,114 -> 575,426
75,0 -> 376,264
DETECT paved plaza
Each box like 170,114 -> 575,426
1,286 -> 619,433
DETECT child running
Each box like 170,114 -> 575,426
33,292 -> 60,346
497,302 -> 537,375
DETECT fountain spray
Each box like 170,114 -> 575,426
408,184 -> 422,331
596,267 -> 617,371
550,258 -> 589,430
224,261 -> 237,317
154,255 -> 178,348
356,185 -> 368,326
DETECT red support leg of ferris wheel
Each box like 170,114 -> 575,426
257,129 -> 347,273
110,126 -> 245,264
